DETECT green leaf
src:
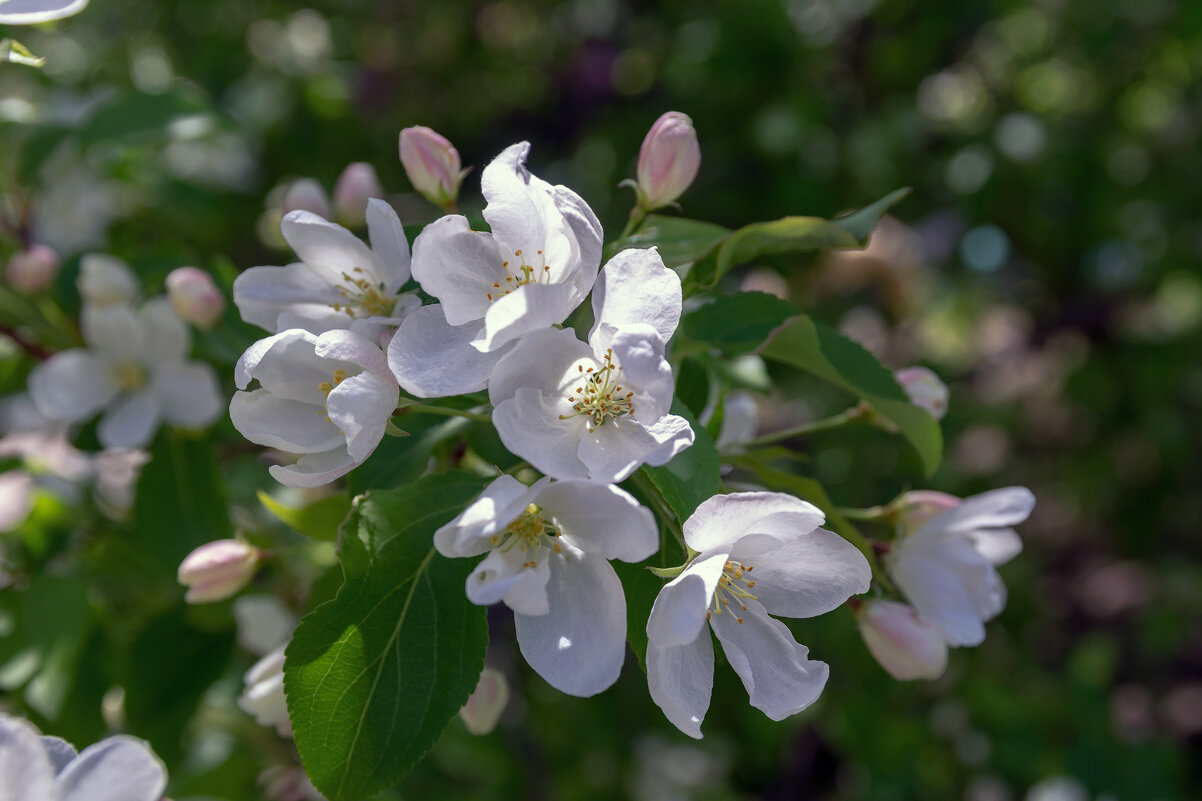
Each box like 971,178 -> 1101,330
759,315 -> 942,475
832,187 -> 912,240
348,413 -> 464,492
679,291 -> 799,355
640,401 -> 721,523
258,491 -> 352,541
285,472 -> 490,801
20,574 -> 91,720
618,215 -> 730,270
79,88 -> 210,147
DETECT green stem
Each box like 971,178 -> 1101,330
615,206 -> 647,246
836,505 -> 890,522
630,470 -> 686,555
399,404 -> 492,424
740,406 -> 864,450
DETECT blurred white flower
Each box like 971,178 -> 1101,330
488,248 -> 693,483
895,365 -> 949,420
234,594 -> 297,656
646,492 -> 871,738
459,667 -> 509,735
435,475 -> 657,697
28,298 -> 223,449
77,254 -> 139,308
281,177 -> 330,218
857,599 -> 948,680
333,162 -> 384,227
238,645 -> 291,737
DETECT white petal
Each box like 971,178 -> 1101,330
473,282 -> 576,353
138,298 -> 189,365
913,486 -> 1035,541
280,210 -> 379,287
27,350 -> 118,423
891,537 -> 1003,647
551,183 -> 604,307
234,330 -> 321,398
386,304 -> 501,398
533,480 -> 657,562
709,600 -> 829,721
81,304 -> 144,361
514,552 -> 626,697
232,264 -> 345,334
730,527 -> 871,619
646,629 -> 714,739
0,713 -> 56,801
56,736 -> 167,801
967,527 -> 1023,565
492,388 -> 590,480
480,143 -> 552,261
0,471 -> 34,533
605,325 -> 674,422
39,736 -> 77,774
465,548 -> 550,616
590,248 -> 681,345
155,362 -> 223,427
408,215 -> 500,325
312,328 -> 392,383
364,198 -> 411,291
575,414 -> 693,484
229,388 -> 343,453
434,474 -> 534,558
325,370 -> 397,462
0,0 -> 90,26
646,551 -> 728,648
97,390 -> 160,449
268,447 -> 356,488
683,491 -> 824,555
487,327 -> 588,404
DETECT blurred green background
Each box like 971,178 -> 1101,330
2,0 -> 1201,799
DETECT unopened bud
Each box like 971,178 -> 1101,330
166,267 -> 225,329
399,125 -> 465,210
894,366 -> 949,421
858,600 -> 948,680
78,253 -> 139,307
178,539 -> 261,603
893,490 -> 960,535
459,666 -> 509,735
333,162 -> 384,228
636,111 -> 700,211
282,178 -> 330,218
6,245 -> 60,294
238,645 -> 291,737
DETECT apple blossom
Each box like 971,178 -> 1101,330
238,645 -> 291,736
399,125 -> 466,210
77,253 -> 139,307
281,178 -> 330,218
895,366 -> 949,420
635,111 -> 701,211
857,599 -> 948,680
435,474 -> 657,697
229,328 -> 398,487
233,199 -> 420,343
166,266 -> 225,329
888,487 -> 1035,646
388,141 -> 603,397
27,299 -> 223,449
234,594 -> 297,655
177,539 -> 262,603
6,244 -> 60,294
488,247 -> 693,482
645,492 -> 871,738
0,712 -> 167,801
459,667 -> 510,735
0,0 -> 89,25
0,470 -> 34,533
333,162 -> 384,227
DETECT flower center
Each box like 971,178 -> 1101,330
558,349 -> 635,431
707,560 -> 757,624
489,503 -> 563,569
486,249 -> 552,302
330,267 -> 396,318
111,362 -> 146,391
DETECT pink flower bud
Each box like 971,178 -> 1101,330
636,111 -> 701,210
5,244 -> 60,294
399,125 -> 464,210
282,178 -> 330,218
858,600 -> 948,680
894,490 -> 960,534
894,366 -> 949,421
459,666 -> 509,735
177,539 -> 261,603
332,162 -> 384,228
166,267 -> 225,329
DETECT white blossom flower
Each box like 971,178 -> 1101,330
459,666 -> 510,735
0,712 -> 166,801
888,487 -> 1035,647
234,594 -> 297,656
435,474 -> 657,697
230,328 -> 398,487
894,366 -> 949,420
77,253 -> 139,308
233,199 -> 420,343
28,299 -> 223,449
0,0 -> 89,25
387,141 -> 603,397
857,599 -> 948,680
488,247 -> 692,482
645,492 -> 871,738
238,645 -> 291,737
